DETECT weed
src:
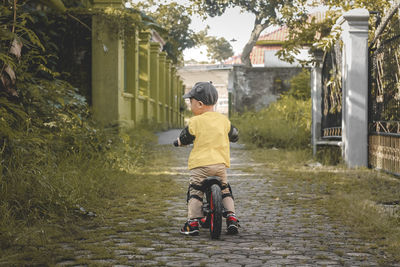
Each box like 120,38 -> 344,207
231,96 -> 311,149
0,126 -> 182,265
315,254 -> 329,260
334,250 -> 344,257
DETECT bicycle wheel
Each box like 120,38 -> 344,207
209,184 -> 223,239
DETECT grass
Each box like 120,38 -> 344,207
248,147 -> 400,264
231,95 -> 311,149
0,134 -> 183,266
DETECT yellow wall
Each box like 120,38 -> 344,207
91,4 -> 184,128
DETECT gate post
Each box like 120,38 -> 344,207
91,0 -> 124,125
139,31 -> 151,122
165,59 -> 172,127
310,50 -> 324,156
338,9 -> 369,167
150,42 -> 161,123
158,52 -> 167,126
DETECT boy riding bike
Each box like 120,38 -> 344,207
174,81 -> 239,236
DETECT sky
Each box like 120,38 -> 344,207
127,1 -> 325,62
183,7 -> 257,62
126,0 -> 261,62
183,3 -> 327,62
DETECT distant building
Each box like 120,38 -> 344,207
225,11 -> 326,67
180,13 -> 326,114
177,64 -> 232,115
224,26 -> 310,67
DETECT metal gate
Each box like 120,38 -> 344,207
321,41 -> 342,140
369,10 -> 400,175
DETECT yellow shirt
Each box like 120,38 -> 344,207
187,112 -> 231,169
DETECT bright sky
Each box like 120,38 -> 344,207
126,0 -> 259,62
127,1 -> 325,62
183,3 -> 327,62
183,7 -> 256,62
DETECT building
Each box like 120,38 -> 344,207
177,64 -> 232,115
224,26 -> 310,67
179,16 -> 327,114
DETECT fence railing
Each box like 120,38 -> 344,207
91,0 -> 185,129
369,9 -> 400,175
321,42 -> 343,140
311,8 -> 370,168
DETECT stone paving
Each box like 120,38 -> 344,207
55,130 -> 398,266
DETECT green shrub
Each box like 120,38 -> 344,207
0,2 -> 159,251
232,95 -> 311,149
0,122 -> 155,249
231,68 -> 311,149
287,68 -> 311,100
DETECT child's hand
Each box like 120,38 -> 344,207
173,138 -> 181,147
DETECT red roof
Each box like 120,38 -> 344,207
258,26 -> 289,42
225,11 -> 326,65
225,26 -> 288,65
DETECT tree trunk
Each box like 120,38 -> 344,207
240,19 -> 268,67
371,0 -> 400,48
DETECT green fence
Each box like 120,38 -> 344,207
91,0 -> 185,129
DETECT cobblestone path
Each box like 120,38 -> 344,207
55,130 -> 396,266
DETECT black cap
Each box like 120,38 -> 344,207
183,82 -> 218,105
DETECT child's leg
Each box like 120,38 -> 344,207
181,168 -> 209,236
212,165 -> 239,234
187,167 -> 208,219
207,164 -> 235,214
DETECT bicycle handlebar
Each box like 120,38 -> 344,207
173,140 -> 179,147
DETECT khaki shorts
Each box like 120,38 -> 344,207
187,163 -> 235,219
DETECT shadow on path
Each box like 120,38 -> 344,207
151,130 -> 387,267
52,130 -> 396,267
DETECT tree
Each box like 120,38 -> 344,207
371,0 -> 400,48
195,28 -> 233,63
191,0 -> 295,67
277,0 -> 392,64
130,1 -> 203,63
204,36 -> 234,63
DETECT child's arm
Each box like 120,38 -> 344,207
229,125 -> 239,143
174,126 -> 195,146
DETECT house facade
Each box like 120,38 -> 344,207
177,65 -> 231,116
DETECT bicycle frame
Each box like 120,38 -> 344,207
201,177 -> 224,239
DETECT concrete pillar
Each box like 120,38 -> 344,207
166,59 -> 172,126
310,50 -> 324,156
125,29 -> 140,125
338,8 -> 369,167
91,1 -> 124,125
176,76 -> 181,127
158,52 -> 167,126
150,42 -> 160,123
171,69 -> 177,126
139,31 -> 151,121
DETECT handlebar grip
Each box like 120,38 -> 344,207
173,140 -> 179,147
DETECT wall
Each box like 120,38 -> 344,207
178,65 -> 231,115
91,1 -> 184,129
228,65 -> 302,113
310,8 -> 370,168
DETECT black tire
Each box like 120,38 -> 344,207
209,184 -> 223,239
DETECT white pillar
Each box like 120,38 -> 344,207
338,9 -> 369,168
310,50 -> 324,156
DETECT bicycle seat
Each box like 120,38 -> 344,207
200,176 -> 222,191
